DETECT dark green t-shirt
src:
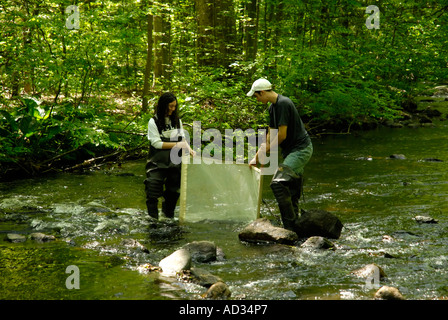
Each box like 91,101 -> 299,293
269,94 -> 311,157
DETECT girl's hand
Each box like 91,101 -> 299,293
176,141 -> 196,157
249,156 -> 258,167
175,141 -> 188,149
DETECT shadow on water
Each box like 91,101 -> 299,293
2,124 -> 448,300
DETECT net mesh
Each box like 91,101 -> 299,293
179,159 -> 262,223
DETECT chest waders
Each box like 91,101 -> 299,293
270,164 -> 304,234
144,126 -> 183,219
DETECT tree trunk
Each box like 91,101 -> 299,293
162,14 -> 172,84
215,0 -> 236,67
196,0 -> 236,69
244,0 -> 258,62
142,5 -> 153,113
195,0 -> 216,67
153,8 -> 172,87
153,15 -> 163,80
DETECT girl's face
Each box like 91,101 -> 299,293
166,100 -> 177,116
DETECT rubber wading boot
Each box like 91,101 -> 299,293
270,165 -> 302,233
146,198 -> 159,219
162,191 -> 180,219
290,175 -> 303,216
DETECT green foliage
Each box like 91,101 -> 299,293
0,97 -> 144,176
1,0 -> 447,176
175,68 -> 269,132
270,47 -> 402,126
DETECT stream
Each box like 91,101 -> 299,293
1,123 -> 448,300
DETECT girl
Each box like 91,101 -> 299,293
144,92 -> 194,219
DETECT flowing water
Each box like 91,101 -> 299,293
1,123 -> 448,300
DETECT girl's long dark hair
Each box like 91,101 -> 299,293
155,92 -> 180,132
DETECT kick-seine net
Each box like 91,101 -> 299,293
179,158 -> 262,223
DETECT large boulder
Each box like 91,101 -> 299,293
238,218 -> 298,245
159,248 -> 191,276
296,209 -> 343,239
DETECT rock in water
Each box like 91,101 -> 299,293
5,233 -> 26,243
159,248 -> 191,277
182,241 -> 217,263
30,232 -> 56,242
389,154 -> 406,160
423,158 -> 443,162
374,286 -> 405,300
413,215 -> 438,224
203,281 -> 231,300
300,236 -> 334,250
351,263 -> 387,280
136,263 -> 161,274
238,218 -> 298,245
182,268 -> 223,287
296,209 -> 343,239
121,238 -> 150,253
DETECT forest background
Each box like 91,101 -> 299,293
0,0 -> 447,179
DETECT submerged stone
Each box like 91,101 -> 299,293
374,286 -> 405,300
382,235 -> 395,243
422,158 -> 444,162
238,218 -> 298,245
351,263 -> 387,280
389,154 -> 406,160
182,241 -> 217,263
179,267 -> 223,287
148,219 -> 184,242
136,263 -> 161,274
203,281 -> 231,300
300,236 -> 334,250
30,232 -> 56,242
5,233 -> 26,243
413,215 -> 438,224
121,238 -> 150,253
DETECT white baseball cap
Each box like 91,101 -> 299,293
246,78 -> 272,96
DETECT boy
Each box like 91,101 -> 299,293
248,79 -> 313,234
